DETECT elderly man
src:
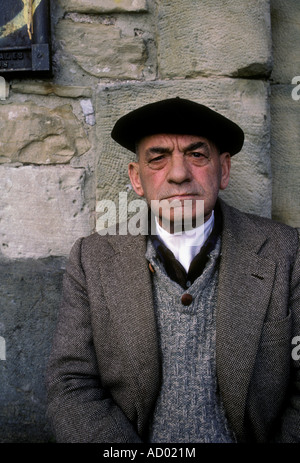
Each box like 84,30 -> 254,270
46,98 -> 300,443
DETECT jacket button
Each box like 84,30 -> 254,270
181,293 -> 193,306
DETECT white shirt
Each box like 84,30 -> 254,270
155,211 -> 215,273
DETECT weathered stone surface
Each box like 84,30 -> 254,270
0,166 -> 91,259
80,99 -> 96,126
271,0 -> 300,84
96,79 -> 271,222
56,20 -> 146,79
0,77 -> 9,100
269,0 -> 300,228
0,103 -> 90,165
58,0 -> 147,13
270,85 -> 300,228
0,256 -> 65,442
11,82 -> 93,98
156,0 -> 272,78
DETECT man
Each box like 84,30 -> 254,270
46,97 -> 300,443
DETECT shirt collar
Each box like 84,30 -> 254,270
149,202 -> 223,288
154,212 -> 215,273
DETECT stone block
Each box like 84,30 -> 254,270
96,79 -> 271,222
0,103 -> 90,165
271,0 -> 300,84
271,85 -> 300,227
0,166 -> 91,259
155,0 -> 272,78
0,256 -> 65,442
59,0 -> 147,13
56,20 -> 146,79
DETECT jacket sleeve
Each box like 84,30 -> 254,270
45,238 -> 143,443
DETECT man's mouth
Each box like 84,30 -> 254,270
162,194 -> 199,201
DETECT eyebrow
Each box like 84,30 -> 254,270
145,141 -> 208,157
145,146 -> 172,158
184,141 -> 208,152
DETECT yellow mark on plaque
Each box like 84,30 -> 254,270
22,0 -> 33,40
0,0 -> 42,40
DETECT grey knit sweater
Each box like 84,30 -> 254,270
145,237 -> 236,443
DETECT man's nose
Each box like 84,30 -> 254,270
166,153 -> 191,184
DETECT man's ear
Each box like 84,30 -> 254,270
219,152 -> 231,190
128,162 -> 145,197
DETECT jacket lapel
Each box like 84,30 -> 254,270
100,231 -> 160,432
216,200 -> 276,440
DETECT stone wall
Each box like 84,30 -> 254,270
0,0 -> 299,442
270,0 -> 300,227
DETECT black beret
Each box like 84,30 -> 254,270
111,97 -> 244,156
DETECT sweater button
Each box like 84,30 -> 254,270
148,262 -> 155,274
181,293 -> 193,306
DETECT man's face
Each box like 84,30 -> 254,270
128,133 -> 231,231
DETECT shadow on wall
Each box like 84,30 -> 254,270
0,256 -> 65,443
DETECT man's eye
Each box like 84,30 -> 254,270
190,152 -> 206,158
150,155 -> 165,162
187,151 -> 209,166
148,155 -> 167,167
147,155 -> 168,170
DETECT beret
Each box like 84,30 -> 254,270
111,97 -> 244,156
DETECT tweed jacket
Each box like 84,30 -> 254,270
46,199 -> 300,443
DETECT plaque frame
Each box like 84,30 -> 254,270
0,0 -> 51,75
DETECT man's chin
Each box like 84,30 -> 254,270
150,198 -> 205,233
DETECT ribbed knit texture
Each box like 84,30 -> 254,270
146,237 -> 236,443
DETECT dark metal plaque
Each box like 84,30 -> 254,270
0,0 -> 51,74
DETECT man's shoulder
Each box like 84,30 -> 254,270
220,199 -> 299,254
237,206 -> 295,233
234,204 -> 296,234
72,226 -> 147,262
